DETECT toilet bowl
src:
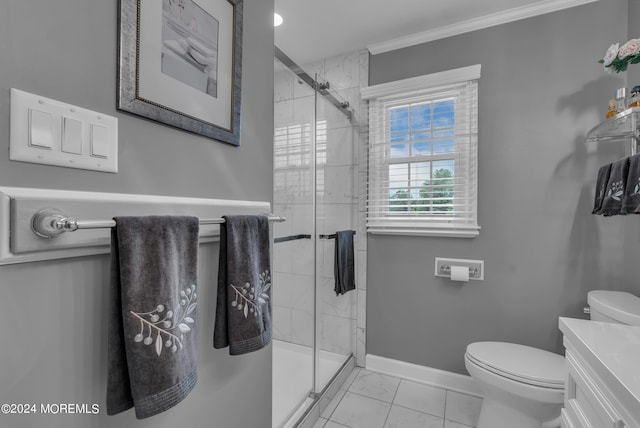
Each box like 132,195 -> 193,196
465,342 -> 565,428
466,290 -> 640,428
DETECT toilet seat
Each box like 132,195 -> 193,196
465,342 -> 565,389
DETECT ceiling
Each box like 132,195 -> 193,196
274,0 -> 570,65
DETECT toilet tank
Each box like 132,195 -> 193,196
587,290 -> 640,325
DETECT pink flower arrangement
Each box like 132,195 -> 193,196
599,38 -> 640,73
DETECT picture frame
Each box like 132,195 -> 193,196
117,0 -> 243,146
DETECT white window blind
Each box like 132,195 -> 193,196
362,65 -> 480,238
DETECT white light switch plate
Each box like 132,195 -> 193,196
10,88 -> 118,173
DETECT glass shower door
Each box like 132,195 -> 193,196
272,57 -> 316,427
273,52 -> 358,426
313,75 -> 356,394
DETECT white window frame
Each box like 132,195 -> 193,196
362,64 -> 481,238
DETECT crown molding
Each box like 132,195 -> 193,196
367,0 -> 599,55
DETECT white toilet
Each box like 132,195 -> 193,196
465,290 -> 640,428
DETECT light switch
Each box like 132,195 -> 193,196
90,124 -> 109,158
62,117 -> 83,154
29,109 -> 53,149
11,88 -> 118,173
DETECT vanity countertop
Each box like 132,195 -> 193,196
559,317 -> 640,416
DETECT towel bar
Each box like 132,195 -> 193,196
274,234 -> 312,243
319,231 -> 356,240
31,208 -> 285,239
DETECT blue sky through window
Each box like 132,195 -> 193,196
388,99 -> 455,204
389,99 -> 454,158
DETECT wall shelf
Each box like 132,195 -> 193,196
586,107 -> 640,154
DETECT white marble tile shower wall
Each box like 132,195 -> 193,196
273,50 -> 369,364
272,239 -> 315,345
274,57 -> 316,348
311,50 -> 368,363
274,59 -> 294,102
355,49 -> 370,367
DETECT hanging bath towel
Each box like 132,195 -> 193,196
622,154 -> 640,214
107,216 -> 199,419
214,215 -> 272,355
599,157 -> 630,216
592,163 -> 611,214
334,230 -> 356,295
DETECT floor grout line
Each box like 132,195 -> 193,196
390,402 -> 446,421
443,388 -> 449,427
380,376 -> 402,428
323,368 -> 477,428
345,390 -> 395,405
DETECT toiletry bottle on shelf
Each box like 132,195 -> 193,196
629,86 -> 640,108
606,100 -> 616,118
616,87 -> 627,113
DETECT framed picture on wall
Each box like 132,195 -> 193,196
118,0 -> 243,146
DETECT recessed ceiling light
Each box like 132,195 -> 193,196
274,13 -> 283,27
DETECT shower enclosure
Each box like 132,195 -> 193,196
272,48 -> 364,427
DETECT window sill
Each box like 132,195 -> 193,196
367,227 -> 480,238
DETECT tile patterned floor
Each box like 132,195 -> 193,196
313,368 -> 482,428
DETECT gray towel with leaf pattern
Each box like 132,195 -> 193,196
599,158 -> 630,216
107,216 -> 199,419
592,163 -> 611,214
622,154 -> 640,214
214,215 -> 272,355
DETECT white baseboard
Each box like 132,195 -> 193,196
365,354 -> 483,398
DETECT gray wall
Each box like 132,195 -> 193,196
628,1 -> 640,86
0,1 -> 274,427
367,0 -> 640,374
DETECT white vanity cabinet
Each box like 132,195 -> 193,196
559,317 -> 640,428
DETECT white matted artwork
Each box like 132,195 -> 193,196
160,0 -> 220,98
118,0 -> 243,145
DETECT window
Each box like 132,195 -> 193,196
362,65 -> 480,237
